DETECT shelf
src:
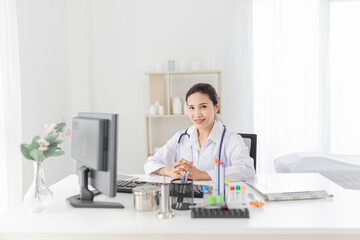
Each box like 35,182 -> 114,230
145,114 -> 222,118
145,114 -> 188,118
144,70 -> 222,75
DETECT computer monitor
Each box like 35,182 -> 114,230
67,112 -> 124,208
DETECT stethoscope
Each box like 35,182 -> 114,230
177,125 -> 227,163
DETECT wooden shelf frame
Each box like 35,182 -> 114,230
144,70 -> 222,75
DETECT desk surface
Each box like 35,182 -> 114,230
1,173 -> 360,240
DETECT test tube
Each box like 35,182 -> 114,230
219,162 -> 225,197
236,185 -> 241,202
241,185 -> 247,206
213,158 -> 219,195
225,178 -> 230,203
230,186 -> 235,202
202,186 -> 209,204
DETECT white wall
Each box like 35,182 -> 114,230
16,0 -> 74,195
16,0 -> 253,192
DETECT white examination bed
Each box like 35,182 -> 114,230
274,152 -> 360,190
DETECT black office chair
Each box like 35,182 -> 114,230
238,133 -> 257,171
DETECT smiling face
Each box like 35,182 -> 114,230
187,92 -> 219,132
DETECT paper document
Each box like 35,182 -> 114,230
117,174 -> 138,181
247,174 -> 334,201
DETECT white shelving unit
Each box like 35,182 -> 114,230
144,70 -> 222,157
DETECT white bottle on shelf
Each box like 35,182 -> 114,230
149,105 -> 156,115
172,97 -> 182,115
154,101 -> 160,115
158,106 -> 164,115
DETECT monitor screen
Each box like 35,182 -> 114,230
67,112 -> 123,208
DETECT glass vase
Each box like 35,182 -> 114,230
24,161 -> 53,213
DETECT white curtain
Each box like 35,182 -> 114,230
329,1 -> 360,154
0,0 -> 22,212
253,0 -> 360,173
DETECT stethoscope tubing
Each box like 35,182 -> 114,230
176,125 -> 227,163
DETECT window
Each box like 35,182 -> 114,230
329,1 -> 360,154
253,0 -> 360,173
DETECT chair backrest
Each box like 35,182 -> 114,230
238,133 -> 257,171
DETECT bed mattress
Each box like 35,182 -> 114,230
274,152 -> 360,190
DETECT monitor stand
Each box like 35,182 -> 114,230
67,167 -> 124,208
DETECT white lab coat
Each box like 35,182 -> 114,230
144,120 -> 255,181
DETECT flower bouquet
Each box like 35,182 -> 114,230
20,120 -> 70,212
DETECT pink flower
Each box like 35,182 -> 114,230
38,146 -> 48,151
65,128 -> 71,136
45,123 -> 57,135
37,138 -> 50,146
59,132 -> 65,138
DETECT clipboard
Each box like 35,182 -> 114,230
246,174 -> 334,201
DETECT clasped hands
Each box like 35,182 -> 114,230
160,158 -> 211,180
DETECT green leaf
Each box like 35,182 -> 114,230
20,144 -> 34,160
30,149 -> 45,161
43,143 -> 57,158
52,150 -> 64,157
31,136 -> 41,148
52,139 -> 65,144
28,144 -> 38,149
55,123 -> 66,133
46,133 -> 59,142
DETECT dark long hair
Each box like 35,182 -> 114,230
185,83 -> 218,106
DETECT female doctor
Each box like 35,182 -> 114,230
144,83 -> 255,181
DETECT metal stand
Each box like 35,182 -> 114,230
67,166 -> 124,208
158,184 -> 174,219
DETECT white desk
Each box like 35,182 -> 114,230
1,173 -> 360,240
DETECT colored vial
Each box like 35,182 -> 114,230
225,178 -> 230,203
241,185 -> 247,206
203,185 -> 209,204
236,185 -> 241,202
213,158 -> 219,195
230,186 -> 235,202
219,161 -> 225,197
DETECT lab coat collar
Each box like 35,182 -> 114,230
187,125 -> 199,150
208,120 -> 224,145
187,120 -> 223,149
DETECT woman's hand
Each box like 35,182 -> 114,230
152,166 -> 182,178
162,166 -> 183,178
187,164 -> 211,180
154,158 -> 211,180
173,158 -> 193,171
160,159 -> 192,178
174,159 -> 211,180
